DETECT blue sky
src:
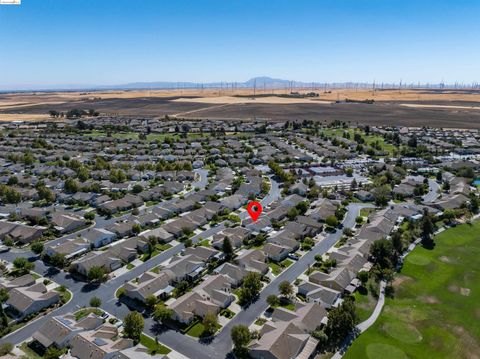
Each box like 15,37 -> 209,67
0,0 -> 479,89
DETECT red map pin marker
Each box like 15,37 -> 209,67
247,201 -> 263,222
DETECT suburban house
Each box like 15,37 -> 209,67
162,254 -> 205,282
170,274 -> 234,324
81,228 -> 116,248
249,303 -> 326,359
71,251 -> 122,277
32,313 -> 104,350
69,324 -> 135,359
262,243 -> 290,262
50,213 -> 87,234
309,267 -> 356,292
236,249 -> 269,275
124,271 -> 174,303
0,274 -> 36,292
6,283 -> 60,319
45,237 -> 90,260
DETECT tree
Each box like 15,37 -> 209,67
369,239 -> 396,271
372,185 -> 391,207
84,211 -> 95,221
90,297 -> 102,307
238,272 -> 262,305
132,223 -> 142,235
202,312 -> 218,336
358,271 -> 369,287
231,325 -> 251,355
132,184 -> 144,194
37,186 -> 55,203
87,266 -> 107,282
50,253 -> 66,268
123,311 -> 144,341
266,294 -> 279,307
325,297 -> 357,347
13,257 -> 34,274
0,343 -> 13,356
326,215 -> 339,228
64,178 -> 79,193
31,241 -> 44,254
278,281 -> 294,299
145,295 -> 158,309
153,304 -> 173,325
355,216 -> 364,225
0,289 -> 9,331
222,237 -> 234,260
421,209 -> 435,247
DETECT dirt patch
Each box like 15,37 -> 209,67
451,326 -> 480,359
439,256 -> 453,264
448,284 -> 460,293
392,275 -> 412,288
418,295 -> 440,304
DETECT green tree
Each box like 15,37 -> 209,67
145,295 -> 158,309
278,281 -> 294,299
50,253 -> 66,268
0,289 -> 9,331
37,186 -> 55,203
231,324 -> 251,356
266,294 -> 279,307
370,239 -> 396,271
13,257 -> 34,274
202,312 -> 218,336
326,215 -> 339,228
90,297 -> 102,307
87,266 -> 107,282
132,223 -> 142,235
123,311 -> 144,341
64,178 -> 79,193
84,211 -> 95,221
325,297 -> 357,347
152,304 -> 173,325
358,271 -> 369,287
238,272 -> 262,305
132,184 -> 144,194
31,241 -> 44,254
222,237 -> 234,260
0,343 -> 13,356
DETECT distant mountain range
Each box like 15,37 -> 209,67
99,76 -> 313,90
2,77 -> 475,92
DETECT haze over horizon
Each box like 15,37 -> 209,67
1,0 -> 479,90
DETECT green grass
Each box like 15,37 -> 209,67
55,286 -> 72,303
269,259 -> 293,276
255,318 -> 267,326
353,284 -> 378,323
196,239 -> 211,247
345,221 -> 480,359
269,262 -> 283,276
220,308 -> 235,319
126,263 -> 135,270
140,333 -> 171,355
185,322 -> 205,337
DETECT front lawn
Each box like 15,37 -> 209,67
345,221 -> 480,359
140,333 -> 171,355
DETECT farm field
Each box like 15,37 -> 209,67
344,222 -> 480,359
2,89 -> 480,129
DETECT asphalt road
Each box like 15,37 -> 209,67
423,178 -> 441,203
